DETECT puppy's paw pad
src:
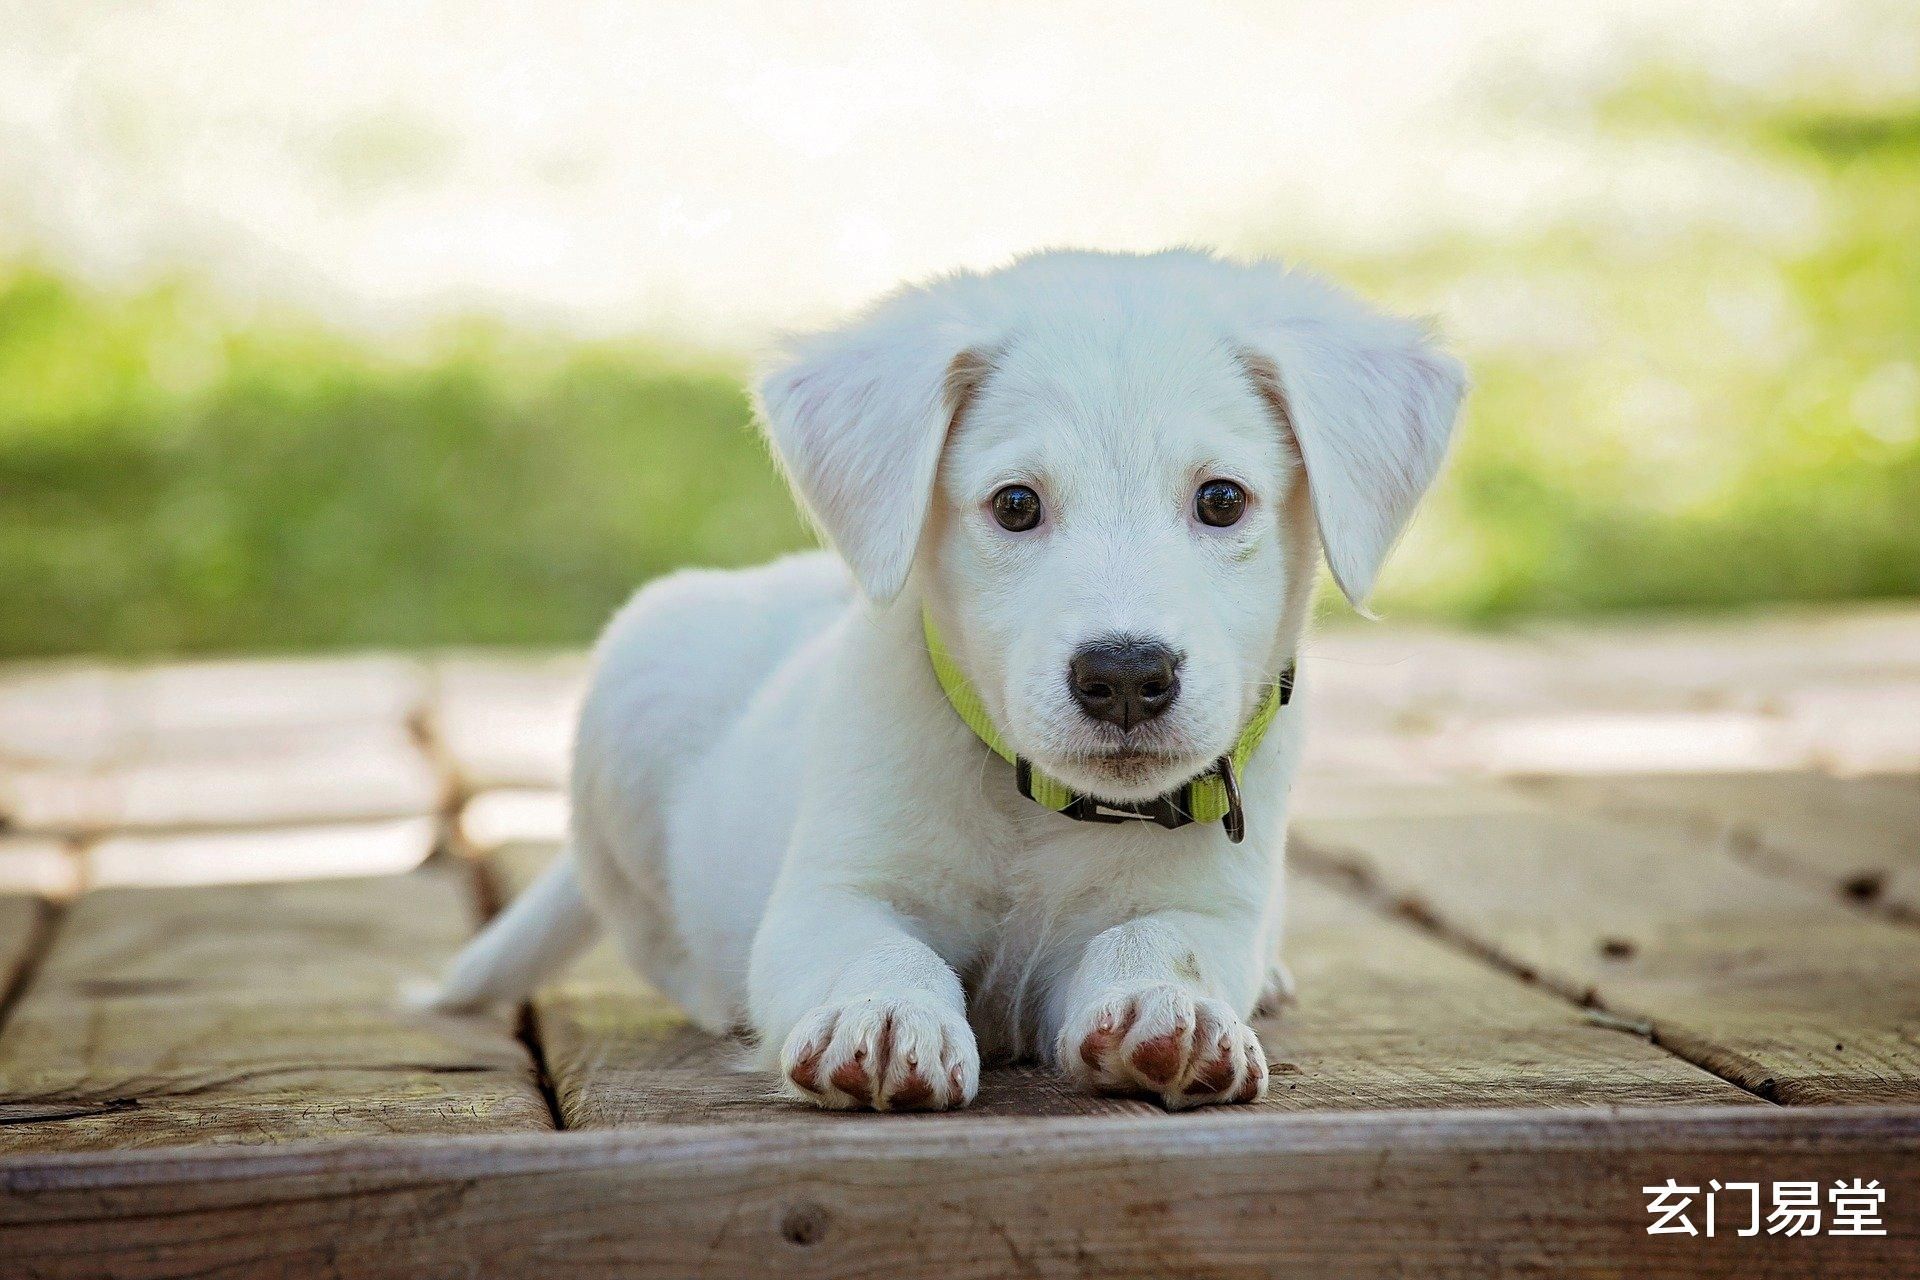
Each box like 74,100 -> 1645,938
1128,1027 -> 1190,1089
828,1056 -> 873,1106
780,995 -> 979,1112
1182,1035 -> 1240,1096
1061,982 -> 1194,1094
785,1031 -> 831,1096
1060,986 -> 1265,1110
1169,1007 -> 1266,1110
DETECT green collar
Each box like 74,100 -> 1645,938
923,610 -> 1293,843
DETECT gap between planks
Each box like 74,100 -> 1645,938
1291,787 -> 1920,1107
462,845 -> 567,1133
0,867 -> 554,1151
0,898 -> 62,1044
1289,850 -> 1780,1107
404,693 -> 475,867
1515,773 -> 1920,931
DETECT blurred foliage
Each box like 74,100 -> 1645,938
0,276 -> 806,655
1346,82 -> 1920,621
1,81 -> 1916,656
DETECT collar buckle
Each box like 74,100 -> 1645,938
1063,790 -> 1196,830
1017,757 -> 1193,828
1017,757 -> 1245,838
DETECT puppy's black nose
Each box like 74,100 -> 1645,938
1069,639 -> 1181,730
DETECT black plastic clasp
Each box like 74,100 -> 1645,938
1016,757 -> 1245,835
1018,757 -> 1195,828
1060,787 -> 1196,830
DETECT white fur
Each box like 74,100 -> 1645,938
433,249 -> 1464,1111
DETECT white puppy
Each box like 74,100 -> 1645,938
433,249 -> 1464,1111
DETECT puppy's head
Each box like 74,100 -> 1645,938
757,250 -> 1464,802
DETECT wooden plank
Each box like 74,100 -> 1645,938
0,656 -> 427,769
0,836 -> 82,898
1272,879 -> 1758,1111
1525,605 -> 1920,705
1305,607 -> 1920,781
1513,609 -> 1920,774
491,839 -> 1752,1124
0,895 -> 47,1010
121,655 -> 427,752
0,664 -> 121,768
1431,708 -> 1809,777
0,654 -> 438,838
85,816 -> 436,889
1777,685 -> 1920,774
1298,619 -> 1916,782
1305,623 -> 1595,721
0,722 -> 442,836
1295,805 -> 1920,1104
2,1108 -> 1915,1278
0,865 -> 551,1152
1298,625 -> 1573,784
1521,773 -> 1920,919
459,788 -> 568,850
1288,775 -> 1542,822
429,654 -> 584,791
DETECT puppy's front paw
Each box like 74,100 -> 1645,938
780,994 -> 980,1111
1060,984 -> 1267,1110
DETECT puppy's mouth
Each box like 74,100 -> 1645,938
1050,742 -> 1211,800
1089,747 -> 1182,776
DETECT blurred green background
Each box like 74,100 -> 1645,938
2,9 -> 1916,658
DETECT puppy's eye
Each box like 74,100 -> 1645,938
990,484 -> 1043,532
1195,479 -> 1247,528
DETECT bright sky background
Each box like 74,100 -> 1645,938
1,0 -> 1910,343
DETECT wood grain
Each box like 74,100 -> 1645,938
1295,802 -> 1920,1104
84,815 -> 436,889
1520,772 -> 1920,919
0,622 -> 1910,1273
1,1107 -> 1914,1278
0,721 -> 442,836
1270,879 -> 1757,1111
0,894 -> 48,1012
0,865 -> 551,1152
491,839 -> 1752,1125
0,656 -> 426,770
1524,606 -> 1920,705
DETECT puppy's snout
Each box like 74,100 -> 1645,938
1068,639 -> 1181,731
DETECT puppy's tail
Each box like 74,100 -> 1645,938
423,851 -> 599,1012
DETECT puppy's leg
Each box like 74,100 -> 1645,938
1052,912 -> 1268,1110
752,890 -> 979,1112
1255,958 -> 1298,1015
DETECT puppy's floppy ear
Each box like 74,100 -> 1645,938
755,294 -> 991,602
1238,287 -> 1466,607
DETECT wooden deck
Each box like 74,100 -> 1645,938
1,608 -> 1917,1276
